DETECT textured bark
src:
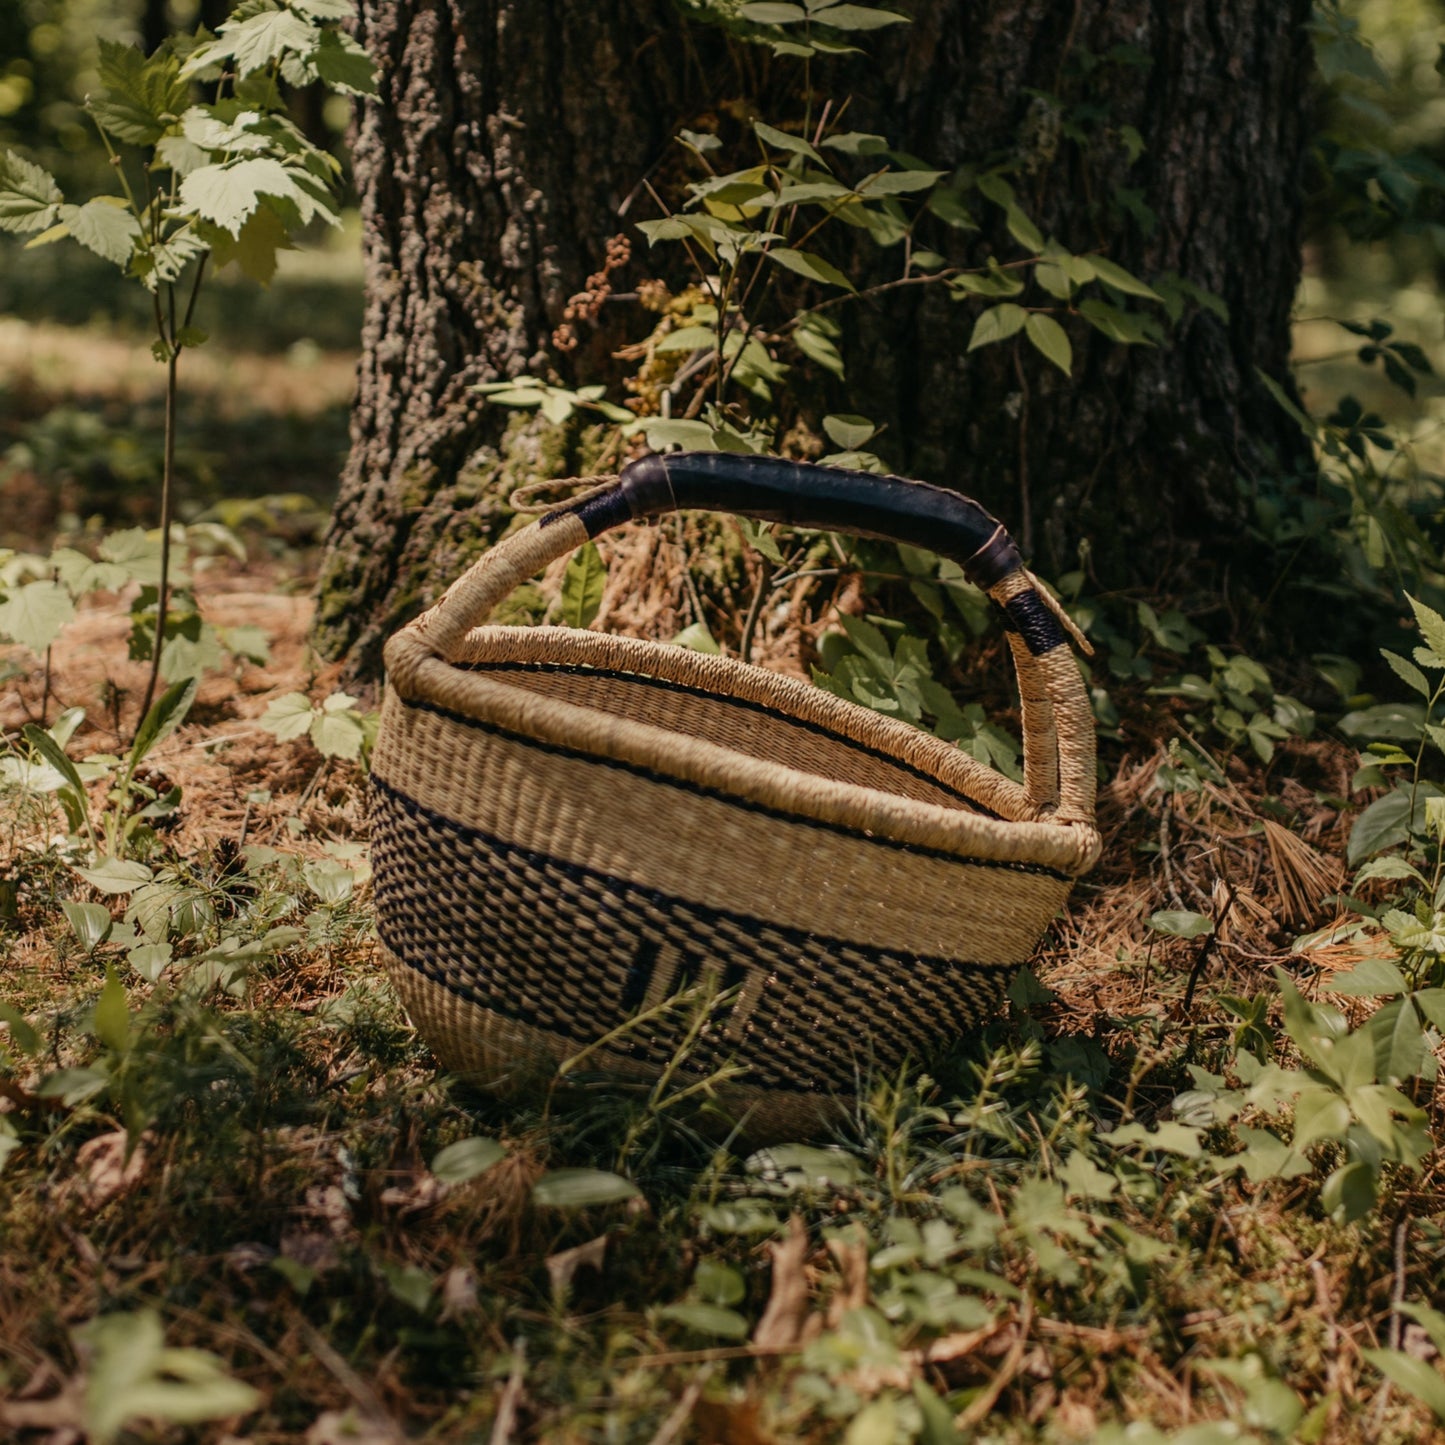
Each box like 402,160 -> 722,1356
849,0 -> 1314,586
318,0 -> 1314,679
313,0 -> 707,675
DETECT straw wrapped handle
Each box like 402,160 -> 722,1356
409,452 -> 1096,823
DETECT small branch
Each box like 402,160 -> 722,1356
740,555 -> 773,665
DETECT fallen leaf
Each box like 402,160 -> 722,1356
305,1408 -> 401,1445
545,1233 -> 608,1299
60,1130 -> 150,1212
753,1214 -> 812,1350
438,1265 -> 478,1321
825,1227 -> 869,1328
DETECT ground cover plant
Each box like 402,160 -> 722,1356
4,0 -> 1445,1441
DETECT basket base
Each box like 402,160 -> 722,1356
380,948 -> 856,1143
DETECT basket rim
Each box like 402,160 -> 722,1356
381,625 -> 1102,876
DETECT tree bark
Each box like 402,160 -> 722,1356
317,0 -> 1315,680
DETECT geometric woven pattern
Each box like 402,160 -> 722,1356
371,777 -> 1015,1096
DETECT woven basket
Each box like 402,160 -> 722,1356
371,452 -> 1100,1139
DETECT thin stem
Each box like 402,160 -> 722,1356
137,284 -> 180,728
739,556 -> 773,665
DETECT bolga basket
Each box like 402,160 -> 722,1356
370,452 -> 1101,1138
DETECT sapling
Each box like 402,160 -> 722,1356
0,0 -> 375,726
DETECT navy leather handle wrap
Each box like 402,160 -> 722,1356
559,452 -> 1025,591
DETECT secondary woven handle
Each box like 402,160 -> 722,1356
407,453 -> 1096,824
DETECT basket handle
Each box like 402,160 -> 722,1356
406,452 -> 1096,824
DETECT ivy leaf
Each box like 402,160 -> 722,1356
90,40 -> 189,146
768,246 -> 854,290
967,303 -> 1027,350
180,159 -> 300,238
65,199 -> 142,269
0,149 -> 64,234
1024,312 -> 1072,375
309,29 -> 378,96
561,541 -> 606,630
0,579 -> 75,653
187,8 -> 319,79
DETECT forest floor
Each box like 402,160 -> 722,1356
3,249 -> 1445,1441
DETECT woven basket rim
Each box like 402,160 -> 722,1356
382,627 -> 1101,876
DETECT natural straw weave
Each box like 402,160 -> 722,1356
371,470 -> 1101,1139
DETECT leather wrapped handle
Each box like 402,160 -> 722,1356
397,450 -> 1097,826
552,452 -> 1025,592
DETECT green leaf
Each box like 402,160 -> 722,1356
1363,1348 -> 1445,1420
1408,594 -> 1445,663
1381,648 -> 1430,697
821,131 -> 889,156
128,942 -> 173,982
644,419 -> 717,451
180,159 -> 303,238
813,3 -> 908,27
0,1002 -> 41,1056
131,677 -> 197,769
188,8 -> 319,79
65,198 -> 142,269
1330,957 -> 1409,996
1399,1301 -> 1445,1357
655,324 -> 718,353
309,28 -> 378,96
672,621 -> 720,653
63,901 -> 113,953
431,1136 -> 506,1184
0,579 -> 74,652
92,966 -> 130,1053
1077,298 -> 1159,345
261,693 -> 315,743
968,303 -> 1027,350
290,0 -> 357,16
0,149 -> 63,234
768,246 -> 855,290
793,314 -> 845,377
656,1302 -> 750,1339
531,1168 -> 640,1208
754,121 -> 823,163
1087,254 -> 1162,301
207,203 -> 290,285
1321,1160 -> 1376,1223
80,1310 -> 262,1445
822,414 -> 877,449
739,1 -> 806,19
1024,313 -> 1072,375
1005,204 -> 1044,252
1348,787 -> 1416,865
856,168 -> 945,195
1148,909 -> 1214,939
90,41 -> 189,146
21,723 -> 91,817
76,858 -> 155,895
561,540 -> 606,630
310,709 -> 365,760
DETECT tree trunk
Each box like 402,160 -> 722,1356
317,0 -> 1314,680
313,0 -> 709,678
848,0 -> 1314,590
